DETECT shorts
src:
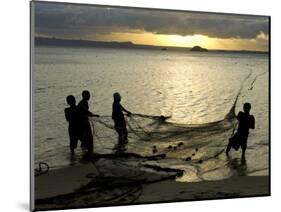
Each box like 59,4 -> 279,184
229,132 -> 248,150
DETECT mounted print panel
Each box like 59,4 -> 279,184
30,1 -> 270,211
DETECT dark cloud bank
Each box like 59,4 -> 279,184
34,2 -> 269,40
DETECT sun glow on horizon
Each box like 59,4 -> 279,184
84,31 -> 268,51
87,32 -> 213,49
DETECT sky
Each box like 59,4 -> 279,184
34,2 -> 269,51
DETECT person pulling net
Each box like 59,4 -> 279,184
112,92 -> 131,152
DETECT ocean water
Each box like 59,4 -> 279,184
33,46 -> 269,182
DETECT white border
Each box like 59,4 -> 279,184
1,0 -> 280,212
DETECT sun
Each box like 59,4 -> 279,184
156,34 -> 213,48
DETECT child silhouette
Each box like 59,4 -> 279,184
226,102 -> 255,161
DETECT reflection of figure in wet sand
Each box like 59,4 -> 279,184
78,90 -> 99,155
64,95 -> 79,155
112,92 -> 131,149
226,156 -> 247,176
226,103 -> 255,161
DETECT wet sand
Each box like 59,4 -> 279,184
34,155 -> 269,211
137,176 -> 269,203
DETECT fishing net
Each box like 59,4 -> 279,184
88,70 -> 267,157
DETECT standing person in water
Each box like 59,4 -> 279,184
112,92 -> 131,145
78,90 -> 99,155
64,95 -> 79,155
226,102 -> 255,161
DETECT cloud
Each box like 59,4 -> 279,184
34,2 -> 269,40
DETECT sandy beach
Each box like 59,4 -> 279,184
34,155 -> 269,211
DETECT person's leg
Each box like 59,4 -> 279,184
116,125 -> 125,144
123,127 -> 128,144
241,136 -> 248,161
80,128 -> 87,149
80,137 -> 87,152
226,139 -> 232,155
69,128 -> 77,155
70,142 -> 75,155
241,148 -> 246,161
84,123 -> 94,154
70,137 -> 78,155
87,133 -> 94,154
119,119 -> 128,144
117,129 -> 123,144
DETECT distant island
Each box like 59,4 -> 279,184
190,46 -> 208,52
34,37 -> 268,54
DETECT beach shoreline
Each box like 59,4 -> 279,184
34,157 -> 269,211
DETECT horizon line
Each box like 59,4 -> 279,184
34,36 -> 269,53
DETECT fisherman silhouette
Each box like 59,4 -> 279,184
226,102 -> 255,161
78,90 -> 99,155
64,95 -> 79,155
112,92 -> 131,145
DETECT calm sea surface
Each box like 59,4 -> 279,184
33,46 -> 269,182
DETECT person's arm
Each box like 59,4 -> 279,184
236,111 -> 243,121
89,112 -> 100,117
64,109 -> 70,122
112,104 -> 115,120
86,110 -> 99,117
250,116 -> 255,129
79,102 -> 99,117
120,104 -> 131,115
